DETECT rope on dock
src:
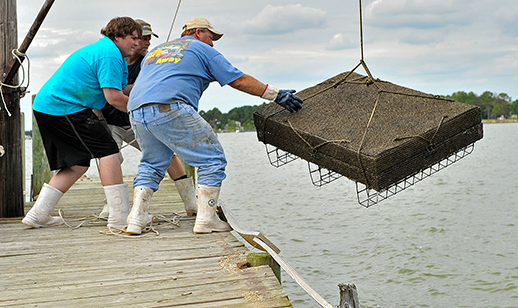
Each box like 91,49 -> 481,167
99,214 -> 181,237
58,209 -> 107,229
57,208 -> 181,237
218,201 -> 333,308
253,237 -> 335,308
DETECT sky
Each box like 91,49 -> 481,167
13,0 -> 518,130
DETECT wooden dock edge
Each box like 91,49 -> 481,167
0,176 -> 294,308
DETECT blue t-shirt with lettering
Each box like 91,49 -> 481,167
33,36 -> 128,116
128,37 -> 244,111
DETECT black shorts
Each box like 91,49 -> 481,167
33,109 -> 119,171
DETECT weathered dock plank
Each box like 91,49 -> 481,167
0,176 -> 292,308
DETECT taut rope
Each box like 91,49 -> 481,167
0,49 -> 30,117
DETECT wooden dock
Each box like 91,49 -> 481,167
0,176 -> 293,308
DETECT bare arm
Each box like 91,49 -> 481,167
102,87 -> 128,112
123,84 -> 134,96
228,74 -> 268,97
229,73 -> 303,113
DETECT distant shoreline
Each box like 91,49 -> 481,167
483,119 -> 518,124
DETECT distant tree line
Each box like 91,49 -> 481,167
25,104 -> 265,136
199,90 -> 518,132
199,104 -> 264,132
25,91 -> 512,137
444,91 -> 518,120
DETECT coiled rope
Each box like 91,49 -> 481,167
0,49 -> 30,117
57,208 -> 181,237
99,214 -> 181,238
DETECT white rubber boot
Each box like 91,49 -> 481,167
175,177 -> 197,216
193,185 -> 232,234
22,183 -> 63,228
126,186 -> 154,235
99,201 -> 150,223
99,203 -> 109,219
104,183 -> 130,230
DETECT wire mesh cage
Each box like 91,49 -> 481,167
355,143 -> 475,207
265,144 -> 299,168
263,142 -> 475,207
265,143 -> 344,187
308,162 -> 343,187
255,71 -> 483,207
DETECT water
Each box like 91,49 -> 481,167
215,124 -> 518,308
26,123 -> 518,307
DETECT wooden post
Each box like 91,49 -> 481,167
338,284 -> 361,308
31,95 -> 53,199
0,0 -> 24,218
21,112 -> 25,201
1,0 -> 55,216
247,252 -> 281,283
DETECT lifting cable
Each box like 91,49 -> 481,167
280,0 -> 454,190
166,0 -> 182,42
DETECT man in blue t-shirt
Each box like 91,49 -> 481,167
98,19 -> 198,219
125,17 -> 303,235
23,17 -> 142,231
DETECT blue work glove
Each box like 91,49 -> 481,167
274,90 -> 303,113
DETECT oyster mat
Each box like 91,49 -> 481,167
253,71 -> 483,191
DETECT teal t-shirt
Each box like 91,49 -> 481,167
33,36 -> 128,116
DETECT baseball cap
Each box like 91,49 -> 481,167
135,19 -> 159,38
183,17 -> 223,41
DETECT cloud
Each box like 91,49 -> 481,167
24,27 -> 99,59
390,28 -> 446,45
14,0 -> 518,127
325,33 -> 357,50
493,5 -> 518,37
241,4 -> 327,35
365,0 -> 471,29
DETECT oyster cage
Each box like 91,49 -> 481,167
265,144 -> 299,168
356,143 -> 475,207
308,162 -> 343,187
264,143 -> 475,208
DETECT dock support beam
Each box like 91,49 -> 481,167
247,252 -> 281,283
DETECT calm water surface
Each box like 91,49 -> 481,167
217,123 -> 518,308
32,122 -> 518,307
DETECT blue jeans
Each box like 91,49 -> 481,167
129,102 -> 226,191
